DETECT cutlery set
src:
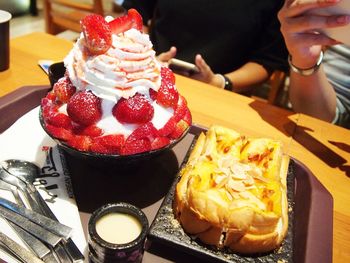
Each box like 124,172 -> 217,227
0,159 -> 84,262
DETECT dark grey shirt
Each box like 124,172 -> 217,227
323,45 -> 350,128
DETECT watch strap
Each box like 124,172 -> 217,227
223,75 -> 233,91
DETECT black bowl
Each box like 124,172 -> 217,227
48,62 -> 65,88
39,109 -> 189,167
44,62 -> 190,166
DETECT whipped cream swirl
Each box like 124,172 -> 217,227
64,28 -> 162,102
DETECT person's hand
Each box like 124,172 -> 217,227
191,54 -> 224,88
157,46 -> 177,65
278,0 -> 350,69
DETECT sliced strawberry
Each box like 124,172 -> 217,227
46,91 -> 57,102
73,124 -> 103,137
158,117 -> 176,137
67,90 -> 102,126
109,8 -> 143,34
149,88 -> 157,101
174,95 -> 188,121
112,93 -> 154,124
41,97 -> 59,117
151,137 -> 170,150
92,134 -> 125,154
128,9 -> 143,30
121,138 -> 151,155
45,124 -> 73,141
81,14 -> 112,55
90,143 -> 110,154
127,122 -> 158,142
183,108 -> 192,125
170,119 -> 189,139
161,67 -> 175,85
67,135 -> 92,152
157,79 -> 179,108
46,112 -> 72,130
53,76 -> 76,103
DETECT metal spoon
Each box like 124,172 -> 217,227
0,159 -> 40,184
0,167 -> 42,213
1,159 -> 84,262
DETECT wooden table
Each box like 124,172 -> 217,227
1,32 -> 350,262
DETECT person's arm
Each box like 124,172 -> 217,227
278,0 -> 350,122
193,55 -> 269,94
289,65 -> 337,122
222,62 -> 269,93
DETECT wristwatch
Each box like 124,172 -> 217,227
223,75 -> 233,91
288,51 -> 324,76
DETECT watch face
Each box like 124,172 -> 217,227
223,76 -> 233,91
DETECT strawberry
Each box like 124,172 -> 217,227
53,76 -> 76,103
91,134 -> 125,154
158,117 -> 176,137
46,91 -> 57,102
73,124 -> 103,137
81,14 -> 112,55
67,90 -> 102,126
151,137 -> 170,150
183,108 -> 192,125
112,93 -> 154,124
121,138 -> 151,155
128,9 -> 143,30
157,79 -> 179,108
67,135 -> 92,152
149,88 -> 157,101
90,143 -> 110,154
173,95 -> 188,121
41,97 -> 59,117
127,122 -> 158,142
45,124 -> 73,141
161,67 -> 175,85
109,8 -> 143,34
46,112 -> 72,130
170,119 -> 189,139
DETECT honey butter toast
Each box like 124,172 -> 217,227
174,125 -> 289,254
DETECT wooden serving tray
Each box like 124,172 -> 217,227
0,86 -> 333,263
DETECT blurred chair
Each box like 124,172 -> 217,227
251,70 -> 288,106
43,0 -> 104,35
266,70 -> 287,105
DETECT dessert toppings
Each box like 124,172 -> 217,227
67,90 -> 102,126
81,14 -> 112,55
112,93 -> 154,124
109,8 -> 143,34
41,9 -> 191,155
53,76 -> 76,103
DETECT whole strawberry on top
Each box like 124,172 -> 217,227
41,9 -> 191,155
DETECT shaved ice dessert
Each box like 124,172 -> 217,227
41,9 -> 191,155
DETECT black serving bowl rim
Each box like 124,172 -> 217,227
48,62 -> 66,88
39,108 -> 190,160
88,202 -> 149,251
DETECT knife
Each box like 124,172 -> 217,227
0,205 -> 62,247
0,196 -> 72,239
0,231 -> 44,263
